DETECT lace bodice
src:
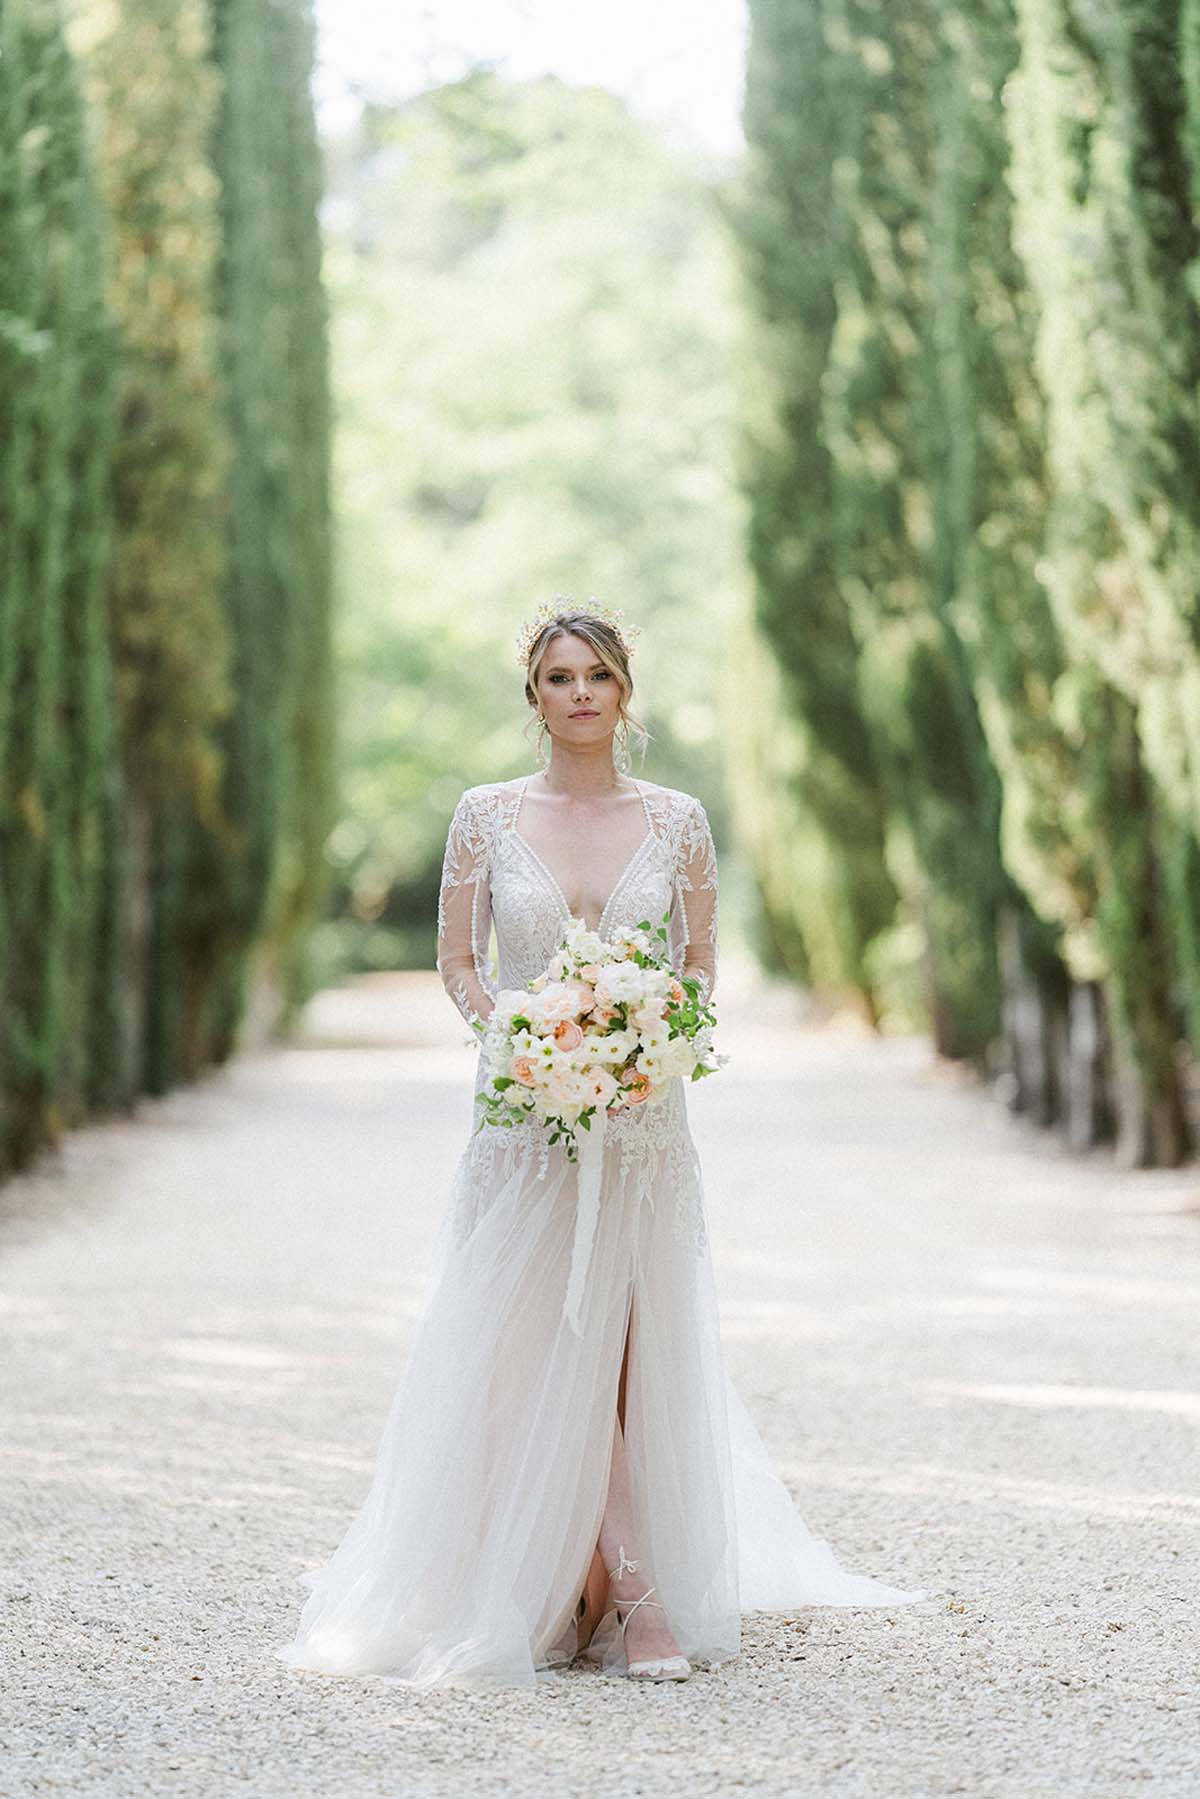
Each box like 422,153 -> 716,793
436,775 -> 719,1028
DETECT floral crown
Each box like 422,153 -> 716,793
515,595 -> 641,670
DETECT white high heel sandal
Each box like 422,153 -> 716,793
607,1546 -> 692,1683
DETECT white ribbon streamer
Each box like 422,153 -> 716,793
562,1102 -> 608,1336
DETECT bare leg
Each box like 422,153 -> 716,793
569,1305 -> 635,1651
594,1295 -> 684,1665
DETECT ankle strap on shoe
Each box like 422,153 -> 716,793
613,1586 -> 662,1629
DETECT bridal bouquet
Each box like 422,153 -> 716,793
468,909 -> 725,1163
468,910 -> 726,1337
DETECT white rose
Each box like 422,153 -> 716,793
595,961 -> 648,1005
528,981 -> 580,1028
660,1036 -> 696,1078
547,1065 -> 588,1104
564,921 -> 609,964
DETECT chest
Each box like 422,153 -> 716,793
489,820 -> 672,941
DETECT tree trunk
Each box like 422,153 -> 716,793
1063,981 -> 1112,1154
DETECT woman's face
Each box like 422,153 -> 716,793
533,633 -> 622,746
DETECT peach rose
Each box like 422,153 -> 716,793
668,979 -> 685,1003
509,1055 -> 537,1086
592,1003 -> 621,1028
552,1019 -> 584,1052
621,1069 -> 653,1106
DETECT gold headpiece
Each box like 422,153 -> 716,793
515,595 -> 641,670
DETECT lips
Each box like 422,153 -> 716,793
570,710 -> 599,717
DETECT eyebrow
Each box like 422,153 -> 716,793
545,663 -> 607,673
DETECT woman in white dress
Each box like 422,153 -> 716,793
274,601 -> 926,1691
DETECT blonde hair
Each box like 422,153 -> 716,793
522,609 -> 652,767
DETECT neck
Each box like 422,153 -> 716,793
538,740 -> 628,797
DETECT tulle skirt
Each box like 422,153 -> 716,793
273,1079 -> 927,1690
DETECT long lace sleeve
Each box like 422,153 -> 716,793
436,788 -> 497,1026
677,795 -> 718,1006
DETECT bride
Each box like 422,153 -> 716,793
274,600 -> 927,1690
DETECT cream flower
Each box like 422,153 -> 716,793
631,1000 -> 666,1033
659,1037 -> 697,1078
595,961 -> 649,1005
528,981 -> 580,1027
564,922 -> 608,965
585,1067 -> 619,1109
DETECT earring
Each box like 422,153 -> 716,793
536,714 -> 548,767
614,718 -> 631,775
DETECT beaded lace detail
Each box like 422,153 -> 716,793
436,777 -> 718,1024
435,777 -> 719,1250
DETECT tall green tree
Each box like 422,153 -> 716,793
924,0 -> 1085,1133
181,0 -> 334,1066
728,0 -> 897,1010
734,0 -> 1008,1059
0,0 -> 120,1170
1006,0 -> 1197,1160
824,0 -> 1008,1060
80,0 -> 234,1097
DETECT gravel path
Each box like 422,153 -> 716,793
2,965 -> 1199,1798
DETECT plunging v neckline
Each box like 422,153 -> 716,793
509,775 -> 655,937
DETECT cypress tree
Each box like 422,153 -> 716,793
737,0 -> 1009,1059
731,0 -> 898,1008
1007,0 -> 1196,1162
263,0 -> 335,1030
925,0 -> 1092,1134
822,0 -> 1008,1062
80,0 -> 235,1097
190,0 -> 334,1064
0,0 -> 119,1170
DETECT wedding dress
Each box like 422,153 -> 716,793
274,774 -> 927,1690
